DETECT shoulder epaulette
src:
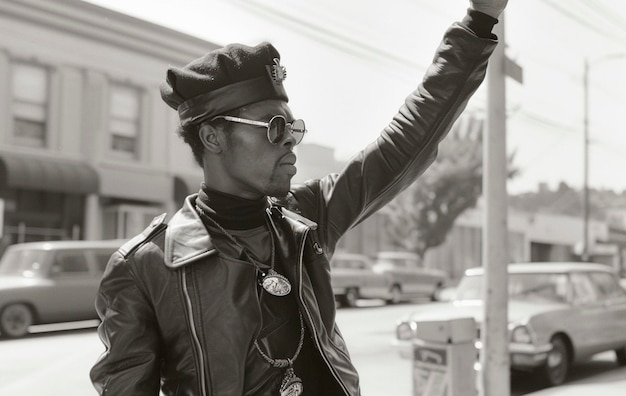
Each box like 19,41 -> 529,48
118,213 -> 168,258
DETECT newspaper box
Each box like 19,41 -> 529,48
413,317 -> 476,396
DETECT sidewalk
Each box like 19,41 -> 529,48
523,367 -> 626,396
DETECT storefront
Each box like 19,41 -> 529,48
0,151 -> 98,252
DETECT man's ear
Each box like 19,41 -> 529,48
198,123 -> 224,154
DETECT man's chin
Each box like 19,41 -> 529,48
266,181 -> 291,199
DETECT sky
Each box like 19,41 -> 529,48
83,0 -> 626,194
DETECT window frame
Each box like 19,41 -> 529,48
11,61 -> 50,147
108,82 -> 143,159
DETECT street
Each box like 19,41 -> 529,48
0,301 -> 624,395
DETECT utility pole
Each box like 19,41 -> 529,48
480,14 -> 511,396
581,53 -> 626,262
582,58 -> 590,262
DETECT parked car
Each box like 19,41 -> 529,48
373,251 -> 447,301
0,239 -> 124,338
330,253 -> 393,307
394,262 -> 626,387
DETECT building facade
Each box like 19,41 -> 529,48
0,0 -> 214,250
2,1 -> 623,278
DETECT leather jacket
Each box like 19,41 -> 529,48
90,23 -> 496,396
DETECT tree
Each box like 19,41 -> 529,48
381,115 -> 515,261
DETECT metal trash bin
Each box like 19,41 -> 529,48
412,317 -> 477,396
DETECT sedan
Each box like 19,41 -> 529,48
330,253 -> 394,307
373,251 -> 447,301
394,262 -> 626,387
0,239 -> 123,338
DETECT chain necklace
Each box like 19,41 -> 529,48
195,204 -> 305,395
195,204 -> 292,296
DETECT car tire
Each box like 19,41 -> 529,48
0,303 -> 34,338
387,285 -> 402,305
341,288 -> 359,308
616,346 -> 626,366
539,335 -> 570,387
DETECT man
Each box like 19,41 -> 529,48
90,1 -> 508,395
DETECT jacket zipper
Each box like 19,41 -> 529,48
266,210 -> 350,395
182,269 -> 208,396
296,227 -> 351,396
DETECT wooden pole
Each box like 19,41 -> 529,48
480,13 -> 510,396
582,58 -> 590,262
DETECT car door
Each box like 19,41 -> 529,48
390,259 -> 432,296
41,249 -> 100,322
588,271 -> 626,348
358,259 -> 389,299
568,271 -> 613,357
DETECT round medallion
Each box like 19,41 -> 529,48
261,269 -> 292,296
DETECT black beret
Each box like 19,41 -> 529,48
160,42 -> 289,127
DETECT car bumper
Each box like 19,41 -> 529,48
393,338 -> 552,369
508,342 -> 552,369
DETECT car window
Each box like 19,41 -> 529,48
0,249 -> 49,277
455,275 -> 482,300
570,272 -> 600,304
509,273 -> 568,303
353,260 -> 367,269
332,259 -> 346,269
50,251 -> 90,276
333,258 -> 369,269
374,260 -> 396,270
455,273 -> 568,303
589,271 -> 626,299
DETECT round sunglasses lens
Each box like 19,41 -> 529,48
268,116 -> 286,143
290,120 -> 306,144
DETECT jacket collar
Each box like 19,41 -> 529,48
164,194 -> 318,269
164,194 -> 217,268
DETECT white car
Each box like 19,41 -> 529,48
394,262 -> 626,387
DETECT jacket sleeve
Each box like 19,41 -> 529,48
90,251 -> 161,395
291,23 -> 498,252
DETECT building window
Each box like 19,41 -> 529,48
12,62 -> 49,147
109,84 -> 141,158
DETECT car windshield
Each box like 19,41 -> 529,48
0,249 -> 48,277
455,272 -> 569,303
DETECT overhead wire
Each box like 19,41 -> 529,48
228,0 -> 430,75
542,0 -> 626,44
226,0 -> 625,180
574,0 -> 626,39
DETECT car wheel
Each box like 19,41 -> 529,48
387,285 -> 402,304
341,288 -> 359,308
539,335 -> 570,387
0,303 -> 34,338
616,346 -> 626,366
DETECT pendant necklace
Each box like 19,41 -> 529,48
254,313 -> 305,396
195,204 -> 303,395
195,204 -> 292,296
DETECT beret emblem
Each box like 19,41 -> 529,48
271,58 -> 287,84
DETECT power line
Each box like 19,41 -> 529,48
575,0 -> 626,39
229,0 -> 429,73
542,0 -> 626,45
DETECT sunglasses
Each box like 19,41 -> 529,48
211,115 -> 307,145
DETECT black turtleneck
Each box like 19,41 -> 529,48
195,183 -> 268,230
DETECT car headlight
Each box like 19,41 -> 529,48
510,325 -> 532,343
396,322 -> 416,340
